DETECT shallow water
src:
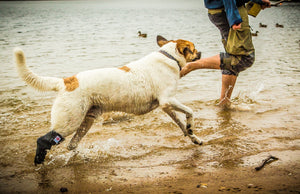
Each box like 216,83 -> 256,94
0,0 -> 299,193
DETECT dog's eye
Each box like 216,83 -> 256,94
183,47 -> 193,55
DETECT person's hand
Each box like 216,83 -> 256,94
261,0 -> 271,9
232,23 -> 242,30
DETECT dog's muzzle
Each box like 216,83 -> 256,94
34,130 -> 64,165
192,52 -> 201,61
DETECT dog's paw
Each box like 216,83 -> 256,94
34,131 -> 65,165
34,149 -> 47,165
34,139 -> 49,165
34,137 -> 51,165
190,135 -> 203,146
187,124 -> 191,129
67,143 -> 77,151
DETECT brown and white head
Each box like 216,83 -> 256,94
156,35 -> 201,64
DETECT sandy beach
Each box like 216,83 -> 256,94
0,102 -> 299,193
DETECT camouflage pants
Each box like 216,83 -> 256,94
208,6 -> 255,76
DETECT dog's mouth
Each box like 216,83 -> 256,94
192,51 -> 201,62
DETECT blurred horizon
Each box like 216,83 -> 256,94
0,0 -> 201,9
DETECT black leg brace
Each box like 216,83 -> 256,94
34,130 -> 64,165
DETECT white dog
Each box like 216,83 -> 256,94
14,35 -> 202,165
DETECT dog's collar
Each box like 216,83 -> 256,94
158,50 -> 181,71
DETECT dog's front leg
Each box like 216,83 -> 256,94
162,106 -> 188,136
161,98 -> 202,145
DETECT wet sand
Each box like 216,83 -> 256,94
4,160 -> 299,193
0,101 -> 299,193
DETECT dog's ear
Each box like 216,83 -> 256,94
157,35 -> 169,47
176,40 -> 193,57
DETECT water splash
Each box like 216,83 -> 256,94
249,83 -> 265,99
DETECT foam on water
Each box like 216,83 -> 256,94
47,138 -> 123,165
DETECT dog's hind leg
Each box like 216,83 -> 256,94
67,106 -> 101,150
67,116 -> 94,150
34,96 -> 89,165
160,98 -> 203,145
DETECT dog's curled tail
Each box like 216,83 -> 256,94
14,48 -> 64,92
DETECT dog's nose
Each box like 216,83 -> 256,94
197,52 -> 201,59
193,52 -> 201,61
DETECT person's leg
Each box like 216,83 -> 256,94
180,10 -> 238,108
208,10 -> 230,48
219,74 -> 237,108
180,54 -> 237,108
218,53 -> 254,108
180,10 -> 231,76
180,54 -> 221,77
